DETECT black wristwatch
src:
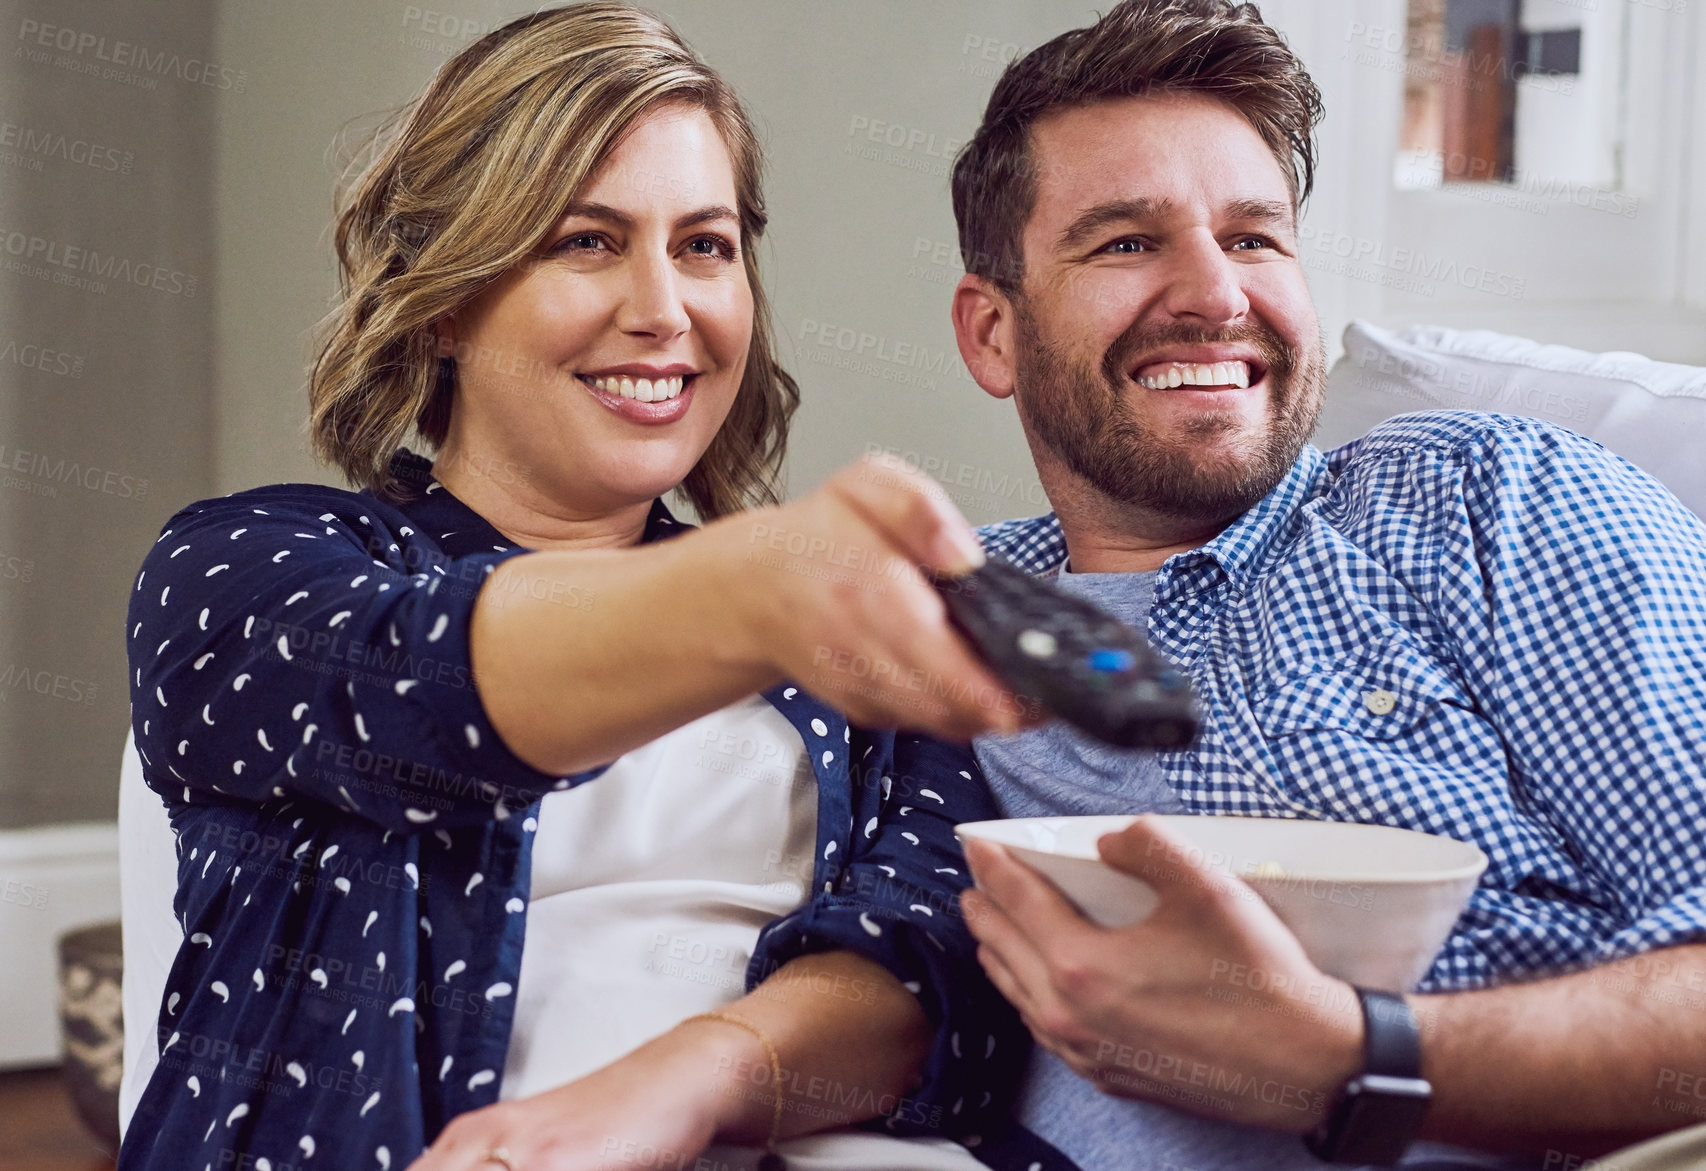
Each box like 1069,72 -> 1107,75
1304,987 -> 1433,1165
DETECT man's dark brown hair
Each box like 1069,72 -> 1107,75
950,0 -> 1324,292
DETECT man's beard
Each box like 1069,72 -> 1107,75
1013,306 -> 1326,526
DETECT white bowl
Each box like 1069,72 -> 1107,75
956,814 -> 1488,993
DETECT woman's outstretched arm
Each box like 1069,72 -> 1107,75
471,455 -> 1017,777
133,456 -> 1019,832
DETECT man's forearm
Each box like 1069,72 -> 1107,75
1410,942 -> 1706,1157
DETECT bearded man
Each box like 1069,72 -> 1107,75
943,2 -> 1706,1169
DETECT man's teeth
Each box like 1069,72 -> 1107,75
1136,361 -> 1252,390
587,374 -> 686,402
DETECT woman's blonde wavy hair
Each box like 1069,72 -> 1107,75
310,2 -> 798,518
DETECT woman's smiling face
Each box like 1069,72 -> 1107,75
437,103 -> 753,519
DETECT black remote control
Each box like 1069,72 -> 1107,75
934,557 -> 1199,749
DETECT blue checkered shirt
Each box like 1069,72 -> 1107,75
977,410 -> 1706,990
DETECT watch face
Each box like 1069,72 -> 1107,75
1331,1077 -> 1433,1165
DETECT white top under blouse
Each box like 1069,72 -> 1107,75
501,694 -> 982,1170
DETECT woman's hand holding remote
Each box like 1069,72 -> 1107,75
710,452 -> 1028,742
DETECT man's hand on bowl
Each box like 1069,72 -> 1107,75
960,815 -> 1366,1134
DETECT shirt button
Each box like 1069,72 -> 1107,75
1364,689 -> 1397,716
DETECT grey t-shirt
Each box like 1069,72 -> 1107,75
971,564 -> 1538,1171
972,566 -> 1183,823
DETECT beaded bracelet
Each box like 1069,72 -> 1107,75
682,1011 -> 787,1171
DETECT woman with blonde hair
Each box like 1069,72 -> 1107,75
121,5 -> 1063,1170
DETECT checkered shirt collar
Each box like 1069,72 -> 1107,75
983,445 -> 1332,591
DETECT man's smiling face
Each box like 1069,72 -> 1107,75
1007,91 -> 1326,526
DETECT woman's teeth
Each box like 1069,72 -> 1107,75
1136,361 -> 1252,390
586,374 -> 686,402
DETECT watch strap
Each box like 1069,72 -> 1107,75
1359,988 -> 1423,1078
1304,986 -> 1432,1165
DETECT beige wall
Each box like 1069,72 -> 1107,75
0,0 -> 216,827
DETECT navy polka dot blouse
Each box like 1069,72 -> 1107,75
121,450 -> 1061,1171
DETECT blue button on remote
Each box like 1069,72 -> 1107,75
1087,648 -> 1135,672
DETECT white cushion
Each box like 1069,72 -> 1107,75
1319,321 -> 1706,518
118,730 -> 182,1139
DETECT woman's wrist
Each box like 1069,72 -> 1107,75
665,1013 -> 781,1144
691,507 -> 794,679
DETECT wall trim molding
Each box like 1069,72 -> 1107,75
0,821 -> 121,1069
